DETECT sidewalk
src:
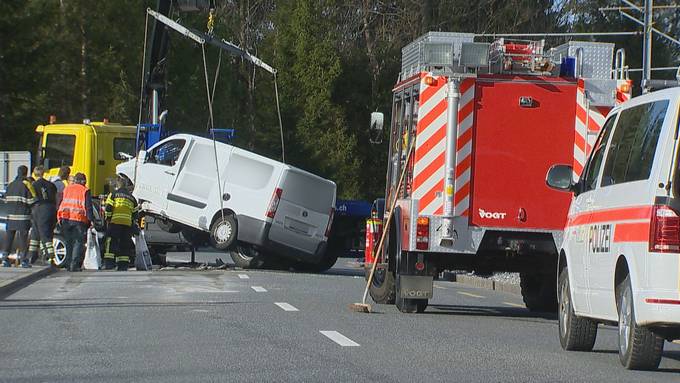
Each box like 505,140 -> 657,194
0,265 -> 57,299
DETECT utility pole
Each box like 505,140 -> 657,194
642,0 -> 653,86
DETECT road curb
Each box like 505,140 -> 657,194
0,267 -> 57,300
440,272 -> 522,296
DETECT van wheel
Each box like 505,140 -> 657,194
52,235 -> 68,268
229,244 -> 265,269
520,272 -> 558,312
395,273 -> 428,313
558,267 -> 597,351
302,251 -> 339,273
210,214 -> 237,250
367,264 -> 395,304
617,274 -> 664,370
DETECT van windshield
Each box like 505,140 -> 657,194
281,170 -> 334,213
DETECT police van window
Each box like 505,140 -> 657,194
601,100 -> 669,186
43,134 -> 76,168
148,139 -> 185,166
583,115 -> 616,192
113,138 -> 136,160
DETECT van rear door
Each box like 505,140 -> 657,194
267,169 -> 336,255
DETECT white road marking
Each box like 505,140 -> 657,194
190,309 -> 209,313
251,286 -> 267,292
434,285 -> 447,290
320,331 -> 360,347
458,291 -> 485,299
275,302 -> 299,312
503,302 -> 525,308
238,274 -> 249,279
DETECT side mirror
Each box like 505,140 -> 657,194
369,112 -> 384,144
546,164 -> 574,191
137,150 -> 147,164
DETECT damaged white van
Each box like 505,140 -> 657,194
116,134 -> 337,270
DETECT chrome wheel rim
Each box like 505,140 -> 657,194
618,289 -> 632,356
559,276 -> 570,337
53,237 -> 67,266
214,222 -> 232,243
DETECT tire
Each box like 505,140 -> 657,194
229,244 -> 265,269
558,267 -> 597,351
301,250 -> 339,273
520,272 -> 558,312
367,264 -> 396,304
209,214 -> 237,250
52,235 -> 68,268
617,274 -> 664,370
395,273 -> 428,313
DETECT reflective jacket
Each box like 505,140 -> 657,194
58,183 -> 93,224
4,176 -> 35,230
104,188 -> 138,227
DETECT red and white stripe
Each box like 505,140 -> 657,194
413,75 -> 447,215
453,79 -> 475,217
412,75 -> 475,216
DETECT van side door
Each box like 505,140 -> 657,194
566,114 -> 616,314
588,99 -> 670,319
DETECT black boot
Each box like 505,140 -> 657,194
116,262 -> 129,271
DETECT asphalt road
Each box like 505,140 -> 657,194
1,255 -> 679,383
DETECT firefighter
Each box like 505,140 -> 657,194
1,166 -> 35,268
57,173 -> 94,272
27,166 -> 58,266
103,176 -> 138,271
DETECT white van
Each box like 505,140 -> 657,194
546,87 -> 680,370
116,134 -> 337,270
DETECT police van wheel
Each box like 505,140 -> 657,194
52,235 -> 68,268
229,244 -> 265,269
558,267 -> 597,351
617,274 -> 664,370
209,215 -> 237,250
395,274 -> 427,313
367,264 -> 396,304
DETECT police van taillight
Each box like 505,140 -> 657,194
649,205 -> 680,253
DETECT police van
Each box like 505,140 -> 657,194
546,86 -> 680,370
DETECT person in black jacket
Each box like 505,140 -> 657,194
28,166 -> 58,265
1,166 -> 35,268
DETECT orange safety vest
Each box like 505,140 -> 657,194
58,183 -> 89,224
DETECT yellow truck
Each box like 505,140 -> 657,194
35,120 -> 136,196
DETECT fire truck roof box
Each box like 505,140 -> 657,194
551,41 -> 614,79
401,32 -> 474,76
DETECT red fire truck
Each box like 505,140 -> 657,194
366,32 -> 632,313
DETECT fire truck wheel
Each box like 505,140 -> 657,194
558,267 -> 597,351
520,272 -> 558,312
395,274 -> 428,313
368,264 -> 396,304
210,214 -> 237,250
617,274 -> 664,370
230,244 -> 265,269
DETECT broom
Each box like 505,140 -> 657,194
349,142 -> 414,313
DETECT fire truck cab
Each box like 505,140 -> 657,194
547,86 -> 680,370
367,32 -> 631,313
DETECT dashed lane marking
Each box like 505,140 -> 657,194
275,302 -> 299,312
503,302 -> 525,308
320,331 -> 360,347
434,285 -> 447,290
457,291 -> 485,299
238,274 -> 249,279
251,286 -> 267,292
